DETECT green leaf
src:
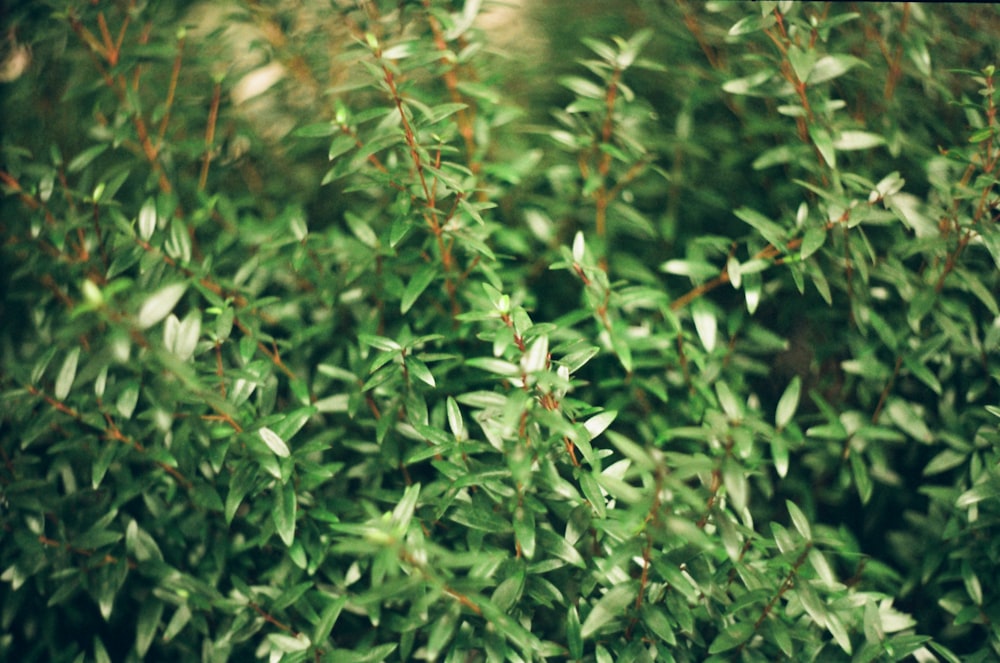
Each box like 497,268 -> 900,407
640,605 -> 676,646
446,396 -> 465,440
513,505 -> 536,559
728,14 -> 777,37
733,206 -> 785,246
714,381 -> 740,420
67,144 -> 108,173
660,259 -> 718,281
536,528 -> 585,568
138,197 -> 157,241
579,471 -> 606,518
775,376 -> 801,430
135,598 -> 164,657
786,500 -> 812,540
466,357 -> 519,376
708,621 -> 754,654
137,282 -> 187,330
259,427 -> 291,458
851,452 -> 873,505
273,481 -> 297,546
609,320 -> 633,372
313,595 -> 348,645
771,434 -> 789,478
93,636 -> 112,663
691,299 -> 717,352
401,264 -> 436,314
809,125 -> 836,169
54,347 -> 80,401
956,479 -> 1000,508
521,334 -> 548,374
125,519 -> 163,562
923,449 -> 967,476
826,611 -> 853,654
800,226 -> 826,260
834,130 -> 885,151
359,334 -> 401,352
162,605 -> 191,642
787,45 -> 817,82
567,605 -> 583,659
225,462 -> 255,524
903,356 -> 942,395
583,410 -> 616,440
293,122 -> 337,137
491,567 -> 525,613
407,357 -> 436,387
344,211 -> 378,248
808,54 -> 867,84
961,560 -> 983,606
391,483 -> 421,533
581,584 -> 636,639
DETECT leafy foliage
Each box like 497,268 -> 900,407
1,1 -> 998,662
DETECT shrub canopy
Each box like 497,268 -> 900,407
1,2 -> 999,662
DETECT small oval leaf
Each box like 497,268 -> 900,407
259,427 -> 291,458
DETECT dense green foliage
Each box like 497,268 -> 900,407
2,1 -> 999,661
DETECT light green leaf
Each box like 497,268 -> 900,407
728,14 -> 777,37
446,396 -> 464,440
826,611 -> 853,654
406,358 -> 436,387
344,211 -> 378,248
660,259 -> 718,281
715,381 -> 741,420
54,347 -> 80,401
691,299 -> 717,352
259,427 -> 291,458
808,54 -> 867,84
956,479 -> 1000,508
809,125 -> 836,169
466,357 -> 519,376
775,376 -> 801,430
834,130 -> 885,151
391,483 -> 421,533
536,528 -> 585,568
787,45 -> 817,82
771,434 -> 789,478
584,410 -> 616,440
267,633 -> 310,653
137,283 -> 187,330
138,197 -> 157,241
786,500 -> 812,540
521,334 -> 548,374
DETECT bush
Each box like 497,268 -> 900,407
1,1 -> 998,661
